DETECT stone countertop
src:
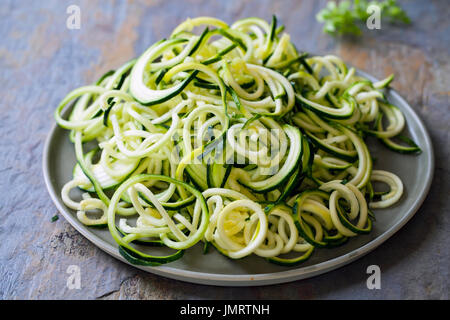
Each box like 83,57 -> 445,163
0,0 -> 448,299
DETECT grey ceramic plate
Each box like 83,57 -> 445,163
43,70 -> 434,286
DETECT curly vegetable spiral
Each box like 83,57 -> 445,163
56,16 -> 419,266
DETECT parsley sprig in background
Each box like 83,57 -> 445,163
316,0 -> 411,36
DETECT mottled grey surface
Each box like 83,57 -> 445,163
0,0 -> 448,299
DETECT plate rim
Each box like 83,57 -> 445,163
42,69 -> 435,286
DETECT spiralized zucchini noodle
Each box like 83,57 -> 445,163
56,16 -> 421,266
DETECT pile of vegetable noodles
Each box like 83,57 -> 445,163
56,16 -> 420,266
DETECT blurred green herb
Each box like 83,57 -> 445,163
51,215 -> 59,222
316,0 -> 411,36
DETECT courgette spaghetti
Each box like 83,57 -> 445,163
56,16 -> 420,266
